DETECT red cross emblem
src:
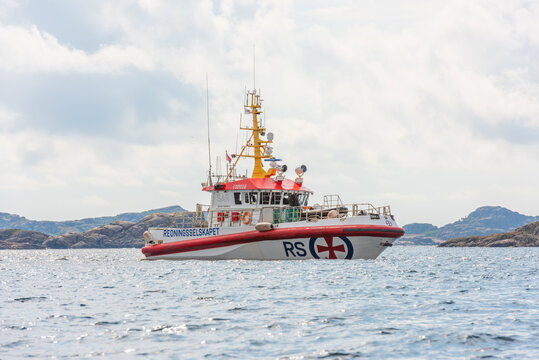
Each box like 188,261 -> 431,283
316,236 -> 346,259
309,236 -> 354,259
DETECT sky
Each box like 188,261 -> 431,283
1,0 -> 538,226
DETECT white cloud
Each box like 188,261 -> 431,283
0,0 -> 18,14
0,0 -> 538,225
0,23 -> 155,73
0,126 -> 210,219
0,104 -> 17,129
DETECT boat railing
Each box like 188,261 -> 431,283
271,203 -> 393,224
207,203 -> 394,227
323,194 -> 344,208
202,203 -> 392,227
170,204 -> 210,228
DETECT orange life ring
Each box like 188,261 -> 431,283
242,211 -> 252,225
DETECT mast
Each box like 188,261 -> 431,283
248,90 -> 266,178
248,46 -> 265,177
224,89 -> 275,181
206,73 -> 213,186
223,51 -> 277,182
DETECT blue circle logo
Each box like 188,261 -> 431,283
309,236 -> 353,259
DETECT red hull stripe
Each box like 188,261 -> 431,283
142,225 -> 404,257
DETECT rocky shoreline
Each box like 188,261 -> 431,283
0,205 -> 184,236
0,213 -> 191,250
439,221 -> 539,247
2,210 -> 538,250
398,206 -> 539,246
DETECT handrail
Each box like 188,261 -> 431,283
163,203 -> 392,229
208,203 -> 393,226
323,194 -> 343,207
272,203 -> 392,224
165,204 -> 210,229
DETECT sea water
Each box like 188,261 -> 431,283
1,247 -> 537,359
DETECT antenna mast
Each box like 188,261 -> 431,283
206,73 -> 213,186
223,47 -> 277,182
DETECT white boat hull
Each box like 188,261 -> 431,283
147,236 -> 390,260
142,217 -> 403,260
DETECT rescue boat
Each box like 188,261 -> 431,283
141,87 -> 404,260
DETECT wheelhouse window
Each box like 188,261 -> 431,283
297,193 -> 309,206
234,192 -> 242,205
261,191 -> 271,205
270,191 -> 282,205
282,192 -> 290,205
248,192 -> 258,205
288,193 -> 300,207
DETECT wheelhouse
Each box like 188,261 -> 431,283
203,178 -> 313,210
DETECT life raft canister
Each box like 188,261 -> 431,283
242,211 -> 252,225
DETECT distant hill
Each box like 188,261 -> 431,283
397,206 -> 539,245
0,212 -> 194,250
439,221 -> 539,247
0,206 -> 185,236
402,223 -> 438,235
397,223 -> 441,246
436,206 -> 539,239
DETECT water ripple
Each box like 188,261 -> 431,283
0,247 -> 537,359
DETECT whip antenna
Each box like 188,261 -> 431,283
206,73 -> 213,186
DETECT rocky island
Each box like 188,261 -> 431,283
439,221 -> 539,247
0,205 -> 184,235
397,206 -> 539,246
0,210 -> 192,250
2,205 -> 538,249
